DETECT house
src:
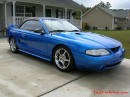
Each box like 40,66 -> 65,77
0,0 -> 85,32
82,5 -> 130,30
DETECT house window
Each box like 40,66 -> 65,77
46,9 -> 52,17
114,18 -> 118,24
12,5 -> 35,17
25,6 -> 35,17
16,6 -> 24,16
56,9 -> 64,18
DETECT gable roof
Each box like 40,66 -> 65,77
83,5 -> 130,18
99,6 -> 130,18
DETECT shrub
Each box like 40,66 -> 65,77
105,26 -> 109,30
116,26 -> 122,30
92,26 -> 97,30
86,25 -> 91,30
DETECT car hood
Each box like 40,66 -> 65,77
52,32 -> 121,49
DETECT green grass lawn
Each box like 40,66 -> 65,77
85,30 -> 130,59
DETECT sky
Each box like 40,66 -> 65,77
73,0 -> 130,9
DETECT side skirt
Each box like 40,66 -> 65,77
18,49 -> 51,62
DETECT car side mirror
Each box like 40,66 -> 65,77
34,29 -> 45,35
40,30 -> 46,35
14,24 -> 19,28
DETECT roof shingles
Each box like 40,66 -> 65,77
99,6 -> 130,18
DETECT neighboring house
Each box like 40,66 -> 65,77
0,0 -> 85,32
82,5 -> 130,30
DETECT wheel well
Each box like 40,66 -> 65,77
52,44 -> 73,61
52,44 -> 69,53
9,36 -> 14,43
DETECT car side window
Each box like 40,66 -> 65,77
20,20 -> 43,33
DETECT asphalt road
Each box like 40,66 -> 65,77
0,38 -> 130,97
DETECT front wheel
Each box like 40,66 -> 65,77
9,38 -> 18,53
53,46 -> 75,72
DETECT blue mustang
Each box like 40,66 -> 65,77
7,18 -> 125,72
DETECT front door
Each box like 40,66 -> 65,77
21,30 -> 49,58
56,9 -> 64,18
46,9 -> 52,17
19,20 -> 49,57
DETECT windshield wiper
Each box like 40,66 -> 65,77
50,30 -> 67,32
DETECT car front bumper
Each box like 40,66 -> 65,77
73,48 -> 125,71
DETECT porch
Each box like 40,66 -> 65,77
114,18 -> 129,30
0,3 -> 5,31
5,1 -> 83,28
15,17 -> 81,28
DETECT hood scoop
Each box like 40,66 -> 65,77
75,33 -> 81,35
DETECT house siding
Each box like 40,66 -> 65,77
128,19 -> 130,29
127,14 -> 130,29
83,7 -> 113,30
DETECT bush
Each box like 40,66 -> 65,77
105,26 -> 109,30
127,27 -> 130,30
92,26 -> 97,30
86,25 -> 91,30
0,28 -> 7,37
116,26 -> 122,30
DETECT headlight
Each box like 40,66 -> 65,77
86,49 -> 110,56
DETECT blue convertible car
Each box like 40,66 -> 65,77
7,18 -> 125,72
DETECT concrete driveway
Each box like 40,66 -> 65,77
0,38 -> 130,97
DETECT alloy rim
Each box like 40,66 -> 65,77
10,39 -> 16,52
55,48 -> 70,69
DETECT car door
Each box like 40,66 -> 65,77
18,20 -> 50,58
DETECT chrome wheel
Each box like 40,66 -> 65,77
10,38 -> 16,52
55,48 -> 71,70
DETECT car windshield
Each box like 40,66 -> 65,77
42,19 -> 80,33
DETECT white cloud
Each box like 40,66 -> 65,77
73,0 -> 130,9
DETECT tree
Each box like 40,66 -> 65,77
99,1 -> 112,9
83,7 -> 91,14
98,1 -> 106,8
106,2 -> 112,9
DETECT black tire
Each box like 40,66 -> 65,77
53,46 -> 75,72
9,37 -> 18,53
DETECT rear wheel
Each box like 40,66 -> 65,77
9,38 -> 18,53
53,46 -> 75,72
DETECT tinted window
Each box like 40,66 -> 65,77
20,20 -> 43,32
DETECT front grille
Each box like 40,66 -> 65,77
105,61 -> 121,67
110,46 -> 120,53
